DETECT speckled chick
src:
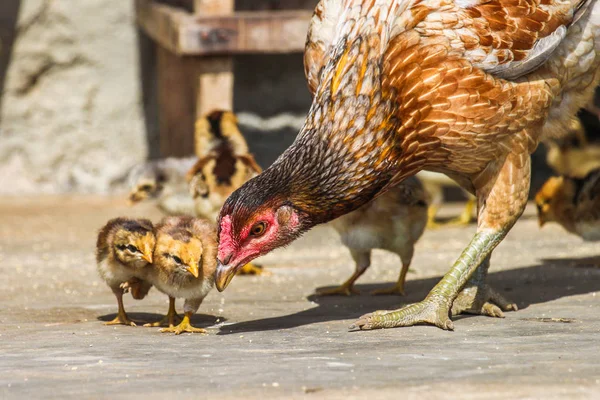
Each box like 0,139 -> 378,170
321,177 -> 428,296
96,218 -> 155,326
147,216 -> 217,334
536,168 -> 600,241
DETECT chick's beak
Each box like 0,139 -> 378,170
142,253 -> 153,264
215,261 -> 236,292
187,262 -> 200,278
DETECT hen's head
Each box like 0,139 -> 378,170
214,176 -> 311,291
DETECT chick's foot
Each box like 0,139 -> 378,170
237,263 -> 269,276
105,310 -> 137,327
317,282 -> 360,296
160,313 -> 207,335
350,298 -> 453,331
144,297 -> 182,327
451,284 -> 518,318
371,282 -> 406,296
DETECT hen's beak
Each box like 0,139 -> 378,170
142,253 -> 153,264
187,262 -> 200,278
215,261 -> 236,292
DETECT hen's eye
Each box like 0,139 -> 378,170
250,222 -> 267,237
127,245 -> 139,253
172,255 -> 183,264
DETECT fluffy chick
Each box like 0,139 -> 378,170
187,110 -> 262,221
146,216 -> 217,334
96,218 -> 155,326
320,177 -> 428,296
544,110 -> 600,178
536,168 -> 600,241
128,157 -> 196,215
416,171 -> 476,229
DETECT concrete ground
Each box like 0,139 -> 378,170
0,196 -> 599,399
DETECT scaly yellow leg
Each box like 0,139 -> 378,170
105,290 -> 136,327
160,312 -> 207,335
144,297 -> 182,327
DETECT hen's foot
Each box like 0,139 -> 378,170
350,298 -> 453,331
371,283 -> 405,296
105,310 -> 137,327
451,284 -> 518,318
159,314 -> 207,335
238,263 -> 269,276
317,283 -> 359,296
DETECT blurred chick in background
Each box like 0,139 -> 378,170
188,110 -> 266,276
146,216 -> 218,334
96,218 -> 155,326
319,177 -> 428,296
127,157 -> 196,215
187,110 -> 262,221
416,171 -> 476,229
536,168 -> 600,242
544,109 -> 600,178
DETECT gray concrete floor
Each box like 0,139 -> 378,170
0,196 -> 599,399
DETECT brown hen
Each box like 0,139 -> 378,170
215,0 -> 600,331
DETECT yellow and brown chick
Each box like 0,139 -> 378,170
146,216 -> 217,334
536,168 -> 600,242
187,110 -> 262,222
320,177 -> 428,296
96,218 -> 155,326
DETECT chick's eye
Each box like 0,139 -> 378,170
140,184 -> 153,191
250,222 -> 267,237
127,245 -> 139,253
172,255 -> 183,264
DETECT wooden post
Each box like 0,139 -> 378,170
194,0 -> 234,118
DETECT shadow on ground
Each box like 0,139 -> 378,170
97,312 -> 223,328
218,259 -> 600,334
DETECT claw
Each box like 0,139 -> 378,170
371,284 -> 406,296
159,313 -> 207,335
105,311 -> 137,327
451,284 -> 518,317
350,300 -> 453,331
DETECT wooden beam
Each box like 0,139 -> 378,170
194,0 -> 234,15
193,0 -> 234,119
136,0 -> 312,55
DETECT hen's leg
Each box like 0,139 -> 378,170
352,152 -> 529,330
318,250 -> 370,296
105,288 -> 137,326
144,297 -> 182,327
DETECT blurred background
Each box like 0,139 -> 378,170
0,0 -> 598,196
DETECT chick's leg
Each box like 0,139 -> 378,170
447,195 -> 476,226
317,250 -> 370,296
371,248 -> 413,296
144,297 -> 182,327
352,152 -> 529,330
105,288 -> 136,326
160,298 -> 207,335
